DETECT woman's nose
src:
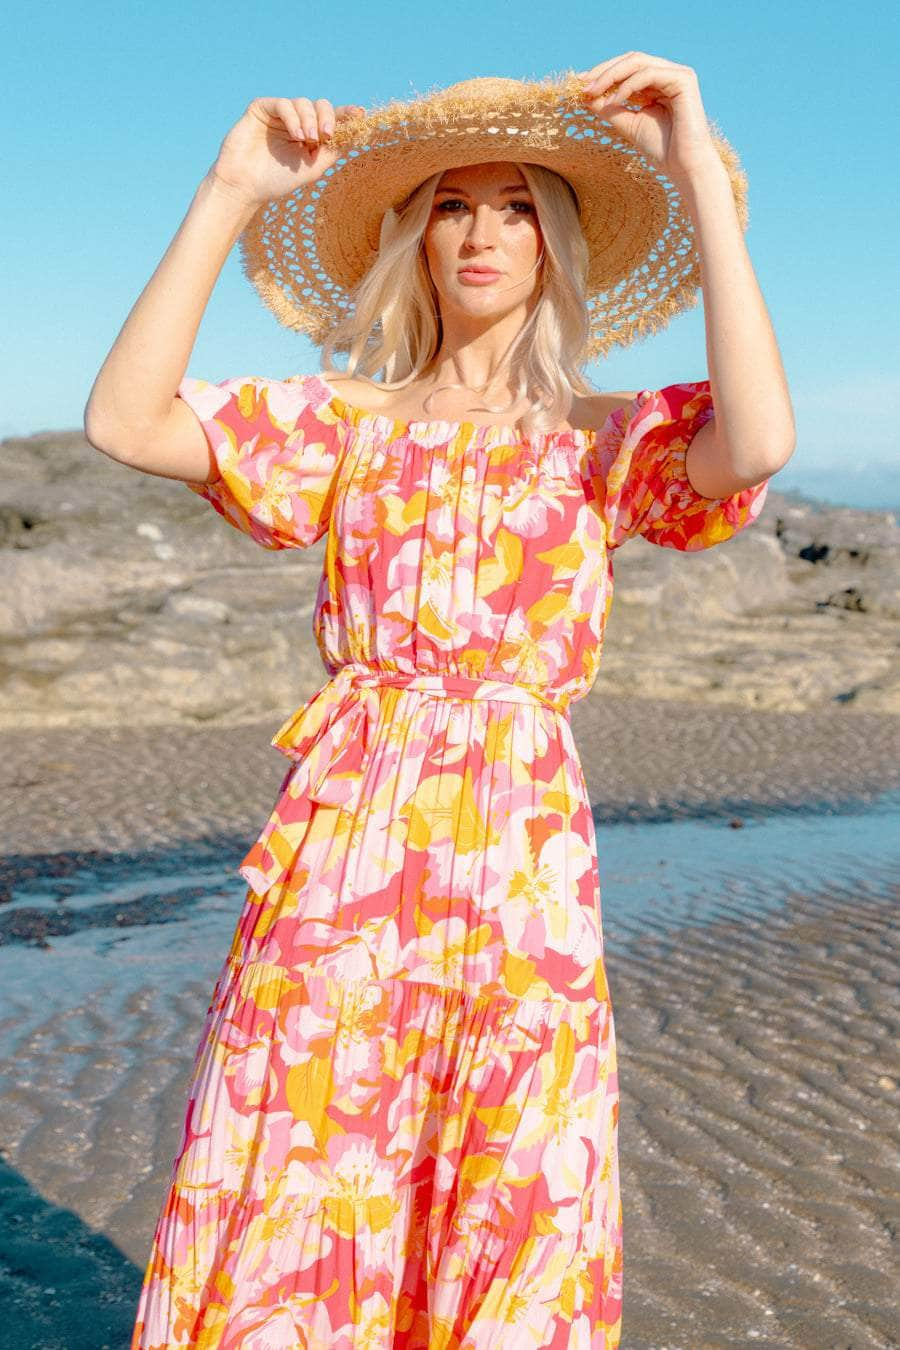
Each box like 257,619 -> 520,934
464,204 -> 499,248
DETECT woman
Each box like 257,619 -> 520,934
86,57 -> 793,1349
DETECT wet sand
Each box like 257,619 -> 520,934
0,698 -> 898,1348
3,695 -> 900,861
612,878 -> 898,1348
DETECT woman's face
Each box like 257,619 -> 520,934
422,161 -> 543,324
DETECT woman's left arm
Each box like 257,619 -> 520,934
576,52 -> 797,497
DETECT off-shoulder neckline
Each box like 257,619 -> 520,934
313,376 -> 646,447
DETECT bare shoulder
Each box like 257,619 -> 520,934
571,390 -> 641,433
315,375 -> 638,430
317,373 -> 387,408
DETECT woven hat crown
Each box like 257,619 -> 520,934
238,70 -> 748,361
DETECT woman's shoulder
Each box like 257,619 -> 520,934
312,373 -> 639,434
317,373 -> 385,409
574,389 -> 641,434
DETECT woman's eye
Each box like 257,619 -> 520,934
436,199 -> 534,214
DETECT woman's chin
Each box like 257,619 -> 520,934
442,287 -> 527,320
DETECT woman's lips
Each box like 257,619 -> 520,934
458,269 -> 501,285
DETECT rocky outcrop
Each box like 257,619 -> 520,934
2,428 -> 897,729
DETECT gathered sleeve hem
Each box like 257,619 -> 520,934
588,381 -> 771,552
178,373 -> 345,550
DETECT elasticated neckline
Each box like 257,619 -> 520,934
318,378 -> 645,449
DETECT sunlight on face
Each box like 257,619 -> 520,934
422,161 -> 544,322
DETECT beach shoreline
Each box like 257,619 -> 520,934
3,694 -> 899,862
1,698 -> 898,1347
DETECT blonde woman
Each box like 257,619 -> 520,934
86,56 -> 792,1349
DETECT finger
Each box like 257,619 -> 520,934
586,98 -> 630,118
275,95 -> 311,145
582,65 -> 640,97
585,59 -> 670,105
290,96 -> 320,147
609,64 -> 681,107
272,96 -> 307,144
575,51 -> 639,82
605,76 -> 647,106
579,53 -> 649,96
314,97 -> 335,140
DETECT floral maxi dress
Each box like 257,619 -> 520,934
131,373 -> 769,1349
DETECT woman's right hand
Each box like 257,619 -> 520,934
208,97 -> 366,208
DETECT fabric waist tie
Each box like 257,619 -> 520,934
238,665 -> 572,897
269,664 -> 571,808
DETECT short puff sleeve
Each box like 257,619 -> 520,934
590,380 -> 771,551
179,373 -> 345,549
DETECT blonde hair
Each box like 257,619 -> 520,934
318,161 -> 599,437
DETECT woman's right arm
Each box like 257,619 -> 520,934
83,174 -> 258,483
83,96 -> 363,484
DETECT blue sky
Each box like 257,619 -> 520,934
5,0 -> 898,509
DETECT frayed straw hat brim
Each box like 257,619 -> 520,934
237,70 -> 748,362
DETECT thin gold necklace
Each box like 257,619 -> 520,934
421,378 -> 523,420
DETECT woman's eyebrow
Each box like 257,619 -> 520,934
434,184 -> 533,195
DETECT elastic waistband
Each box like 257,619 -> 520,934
240,664 -> 572,895
337,665 -> 571,717
266,664 -> 571,794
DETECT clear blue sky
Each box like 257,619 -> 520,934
5,0 -> 898,509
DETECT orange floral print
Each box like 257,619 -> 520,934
130,372 -> 769,1348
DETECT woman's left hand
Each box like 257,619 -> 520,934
575,52 -> 719,183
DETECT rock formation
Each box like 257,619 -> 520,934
2,429 -> 897,730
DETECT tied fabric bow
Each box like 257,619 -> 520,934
236,665 -> 573,899
235,666 -> 382,897
268,664 -> 382,809
267,667 -> 571,811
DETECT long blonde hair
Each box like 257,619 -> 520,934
318,162 -> 599,437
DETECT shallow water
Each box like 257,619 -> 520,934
595,785 -> 900,947
1,788 -> 897,1025
1,794 -> 897,1348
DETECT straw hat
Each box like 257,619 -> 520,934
237,70 -> 748,361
